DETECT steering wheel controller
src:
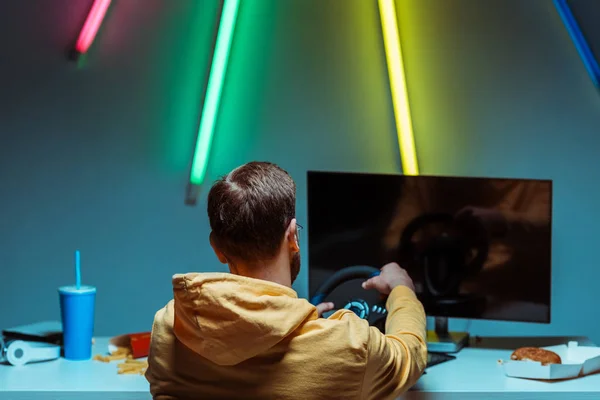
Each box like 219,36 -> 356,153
310,212 -> 491,326
343,298 -> 387,320
310,266 -> 387,327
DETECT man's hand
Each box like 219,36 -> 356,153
316,302 -> 335,317
362,262 -> 415,295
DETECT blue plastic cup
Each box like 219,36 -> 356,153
58,285 -> 96,360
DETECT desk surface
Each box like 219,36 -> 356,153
1,338 -> 150,399
405,336 -> 600,399
1,336 -> 599,399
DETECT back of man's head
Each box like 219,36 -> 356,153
207,161 -> 296,263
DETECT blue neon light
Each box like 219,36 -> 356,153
554,0 -> 600,86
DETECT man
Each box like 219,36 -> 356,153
146,161 -> 427,400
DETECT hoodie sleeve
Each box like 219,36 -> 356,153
360,286 -> 428,400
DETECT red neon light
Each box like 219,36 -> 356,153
75,0 -> 112,54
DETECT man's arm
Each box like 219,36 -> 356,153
360,286 -> 428,400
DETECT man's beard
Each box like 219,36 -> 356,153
290,251 -> 301,284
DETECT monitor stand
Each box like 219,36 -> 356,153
426,317 -> 469,353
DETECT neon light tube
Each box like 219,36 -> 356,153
378,0 -> 419,175
189,0 -> 241,186
554,0 -> 600,86
74,0 -> 112,54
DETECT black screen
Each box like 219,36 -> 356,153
307,171 -> 552,323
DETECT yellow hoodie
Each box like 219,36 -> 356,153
146,273 -> 427,400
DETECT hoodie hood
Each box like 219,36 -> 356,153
171,272 -> 317,366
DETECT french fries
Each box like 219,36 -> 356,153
117,359 -> 149,375
93,346 -> 130,362
93,346 -> 148,375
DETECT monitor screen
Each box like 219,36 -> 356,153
307,171 -> 552,324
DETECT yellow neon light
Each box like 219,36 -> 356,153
378,0 -> 419,175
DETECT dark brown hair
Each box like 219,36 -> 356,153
207,161 -> 296,262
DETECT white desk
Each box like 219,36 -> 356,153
403,336 -> 600,400
1,336 -> 599,399
0,338 -> 150,400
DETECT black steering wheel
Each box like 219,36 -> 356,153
310,266 -> 387,330
399,212 -> 489,316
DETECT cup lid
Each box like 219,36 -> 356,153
58,285 -> 96,294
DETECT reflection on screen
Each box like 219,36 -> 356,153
307,172 -> 552,323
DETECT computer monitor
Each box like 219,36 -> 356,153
307,171 -> 552,330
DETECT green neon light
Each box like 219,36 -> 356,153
189,0 -> 240,185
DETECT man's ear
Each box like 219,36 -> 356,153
287,218 -> 300,253
210,232 -> 228,264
